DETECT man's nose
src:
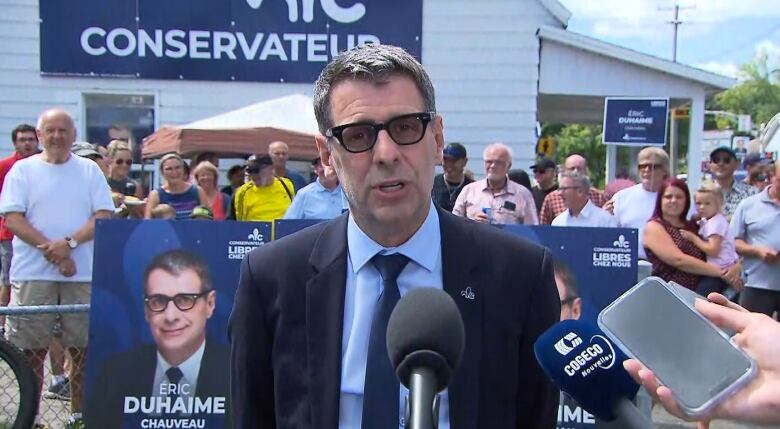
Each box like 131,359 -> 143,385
372,130 -> 401,163
163,303 -> 182,320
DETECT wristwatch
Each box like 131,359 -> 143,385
64,236 -> 78,249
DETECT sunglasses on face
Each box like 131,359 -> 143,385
144,291 -> 210,312
325,112 -> 435,154
711,156 -> 734,165
638,163 -> 663,170
115,159 -> 132,165
245,165 -> 263,174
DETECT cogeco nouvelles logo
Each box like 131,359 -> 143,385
554,332 -> 582,356
563,334 -> 616,378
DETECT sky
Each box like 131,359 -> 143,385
558,0 -> 780,80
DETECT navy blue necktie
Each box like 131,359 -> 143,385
362,254 -> 410,429
166,366 -> 184,402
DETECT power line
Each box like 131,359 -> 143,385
689,23 -> 780,63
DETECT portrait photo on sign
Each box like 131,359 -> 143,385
83,219 -> 264,429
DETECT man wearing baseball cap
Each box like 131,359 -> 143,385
530,157 -> 557,214
709,146 -> 757,219
231,154 -> 295,222
432,142 -> 473,212
743,153 -> 772,191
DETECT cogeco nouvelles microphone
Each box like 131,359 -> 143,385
534,319 -> 651,428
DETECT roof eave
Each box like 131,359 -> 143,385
537,26 -> 735,91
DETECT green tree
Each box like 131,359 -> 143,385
554,124 -> 607,188
711,50 -> 780,126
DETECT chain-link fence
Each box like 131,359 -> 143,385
0,304 -> 89,429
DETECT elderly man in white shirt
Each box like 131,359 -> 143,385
552,171 -> 617,228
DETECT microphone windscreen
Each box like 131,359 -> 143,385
386,288 -> 465,391
534,319 -> 638,420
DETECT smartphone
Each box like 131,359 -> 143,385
598,277 -> 756,417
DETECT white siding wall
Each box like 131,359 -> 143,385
424,0 -> 561,174
0,0 -> 562,176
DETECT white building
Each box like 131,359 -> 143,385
0,0 -> 732,188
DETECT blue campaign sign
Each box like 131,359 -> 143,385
40,0 -> 423,83
274,218 -> 323,239
84,219 -> 270,429
603,98 -> 669,146
501,225 -> 638,324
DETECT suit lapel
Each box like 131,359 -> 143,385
439,210 -> 482,429
306,214 -> 349,429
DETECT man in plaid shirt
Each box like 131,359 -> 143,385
539,154 -> 606,224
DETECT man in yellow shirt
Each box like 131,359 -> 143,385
232,155 -> 294,222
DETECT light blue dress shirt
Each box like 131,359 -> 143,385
339,202 -> 450,429
283,179 -> 347,220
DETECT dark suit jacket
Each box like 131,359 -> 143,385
229,208 -> 560,428
84,340 -> 231,429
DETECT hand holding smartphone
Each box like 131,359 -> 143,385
598,277 -> 756,418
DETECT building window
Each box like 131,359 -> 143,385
84,93 -> 155,161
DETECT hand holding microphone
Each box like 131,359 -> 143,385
534,319 -> 652,429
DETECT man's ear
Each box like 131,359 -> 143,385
315,135 -> 331,167
433,115 -> 444,164
572,297 -> 582,320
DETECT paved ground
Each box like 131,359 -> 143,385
653,407 -> 772,429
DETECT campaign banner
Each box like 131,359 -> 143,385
84,219 -> 270,429
502,225 -> 640,428
40,0 -> 423,83
274,218 -> 321,239
603,98 -> 669,146
501,225 -> 638,323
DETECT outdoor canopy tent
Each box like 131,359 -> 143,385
141,94 -> 321,160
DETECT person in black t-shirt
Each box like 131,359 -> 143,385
432,142 -> 473,212
530,156 -> 558,214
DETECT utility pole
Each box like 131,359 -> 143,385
660,3 -> 695,62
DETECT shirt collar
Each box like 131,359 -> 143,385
759,186 -> 778,204
156,338 -> 206,385
570,199 -> 594,219
480,177 -> 513,195
347,202 -> 440,273
314,178 -> 342,194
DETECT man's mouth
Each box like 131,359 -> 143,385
377,182 -> 404,192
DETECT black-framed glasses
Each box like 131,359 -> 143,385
560,296 -> 578,306
144,292 -> 210,312
325,112 -> 435,153
115,159 -> 132,166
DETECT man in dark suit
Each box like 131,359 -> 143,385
229,43 -> 559,429
85,250 -> 230,428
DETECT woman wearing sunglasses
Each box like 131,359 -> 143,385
106,140 -> 142,198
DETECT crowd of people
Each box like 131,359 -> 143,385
0,42 -> 778,429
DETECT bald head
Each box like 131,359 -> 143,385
564,154 -> 588,175
37,109 -> 75,131
36,109 -> 76,163
269,141 -> 289,171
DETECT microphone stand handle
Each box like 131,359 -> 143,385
406,367 -> 439,429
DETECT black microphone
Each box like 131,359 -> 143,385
534,319 -> 652,429
386,288 -> 465,429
